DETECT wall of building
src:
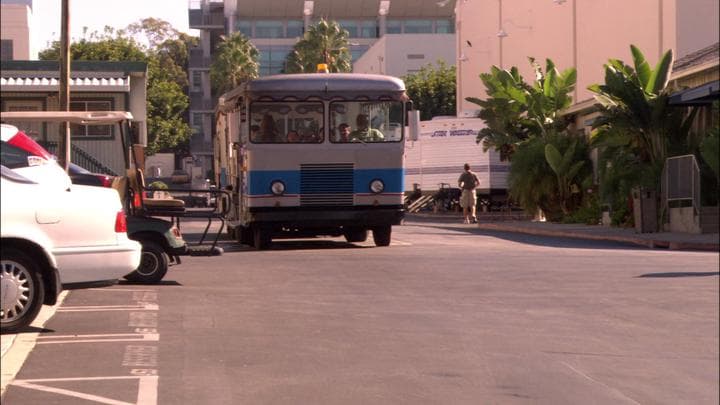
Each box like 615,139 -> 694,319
456,0 -> 718,116
0,3 -> 33,60
676,0 -> 719,59
353,34 -> 456,78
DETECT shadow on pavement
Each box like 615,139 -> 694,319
118,280 -> 183,286
404,220 -> 654,251
637,271 -> 719,278
0,326 -> 55,336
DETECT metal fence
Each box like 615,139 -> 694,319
662,154 -> 701,224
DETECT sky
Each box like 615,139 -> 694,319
30,0 -> 199,56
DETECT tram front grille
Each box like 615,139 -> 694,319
300,163 -> 354,206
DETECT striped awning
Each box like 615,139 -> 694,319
0,76 -> 130,92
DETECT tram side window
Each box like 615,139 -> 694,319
330,101 -> 403,143
250,102 -> 324,143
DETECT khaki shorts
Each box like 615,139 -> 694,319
460,189 -> 477,208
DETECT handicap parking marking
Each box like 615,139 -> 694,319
11,375 -> 158,405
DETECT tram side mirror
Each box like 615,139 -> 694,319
407,108 -> 420,142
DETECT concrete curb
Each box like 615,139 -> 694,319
476,223 -> 720,252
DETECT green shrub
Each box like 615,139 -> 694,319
148,181 -> 168,190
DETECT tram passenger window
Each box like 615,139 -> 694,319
250,102 -> 324,143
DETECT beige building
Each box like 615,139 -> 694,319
455,0 -> 720,117
352,33 -> 455,77
0,0 -> 34,60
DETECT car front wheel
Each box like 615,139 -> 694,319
1,248 -> 45,333
125,241 -> 169,283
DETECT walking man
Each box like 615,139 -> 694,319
458,163 -> 480,224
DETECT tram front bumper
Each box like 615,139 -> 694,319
246,206 -> 404,229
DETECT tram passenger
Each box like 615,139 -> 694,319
349,114 -> 384,142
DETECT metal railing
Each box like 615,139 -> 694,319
42,141 -> 117,175
662,154 -> 701,223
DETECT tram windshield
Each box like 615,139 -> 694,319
330,101 -> 404,143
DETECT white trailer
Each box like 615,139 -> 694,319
404,117 -> 509,195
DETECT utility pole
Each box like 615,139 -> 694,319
58,0 -> 71,171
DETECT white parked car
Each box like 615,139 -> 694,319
1,125 -> 141,332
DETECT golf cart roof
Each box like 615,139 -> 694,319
0,111 -> 133,125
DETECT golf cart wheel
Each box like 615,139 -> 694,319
125,241 -> 169,283
1,248 -> 45,333
344,227 -> 368,243
372,225 -> 392,247
253,227 -> 272,250
236,226 -> 254,246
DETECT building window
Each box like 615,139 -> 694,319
350,45 -> 369,63
1,39 -> 13,61
407,54 -> 425,60
338,20 -> 358,38
258,45 -> 292,76
70,100 -> 112,137
191,71 -> 202,91
404,19 -> 433,34
192,113 -> 204,134
435,19 -> 455,33
386,20 -> 402,34
360,20 -> 378,38
237,20 -> 252,37
255,20 -> 284,38
287,20 -> 304,38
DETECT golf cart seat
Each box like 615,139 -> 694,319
127,168 -> 186,215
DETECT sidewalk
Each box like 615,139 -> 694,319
406,212 -> 719,251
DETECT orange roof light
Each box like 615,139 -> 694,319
316,63 -> 329,73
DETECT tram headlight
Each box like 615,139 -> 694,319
369,179 -> 384,194
270,180 -> 286,196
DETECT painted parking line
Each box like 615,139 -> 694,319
36,331 -> 159,345
57,303 -> 158,312
12,375 -> 158,405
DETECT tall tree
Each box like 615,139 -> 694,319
210,32 -> 259,94
284,19 -> 351,73
39,24 -> 193,155
403,60 -> 456,120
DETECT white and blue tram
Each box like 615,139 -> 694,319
215,73 -> 418,249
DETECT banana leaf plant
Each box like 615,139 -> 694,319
588,45 -> 698,185
545,141 -> 586,215
467,58 -> 576,161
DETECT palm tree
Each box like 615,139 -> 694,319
284,19 -> 351,73
210,32 -> 259,94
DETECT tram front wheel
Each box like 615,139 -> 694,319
372,225 -> 392,247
